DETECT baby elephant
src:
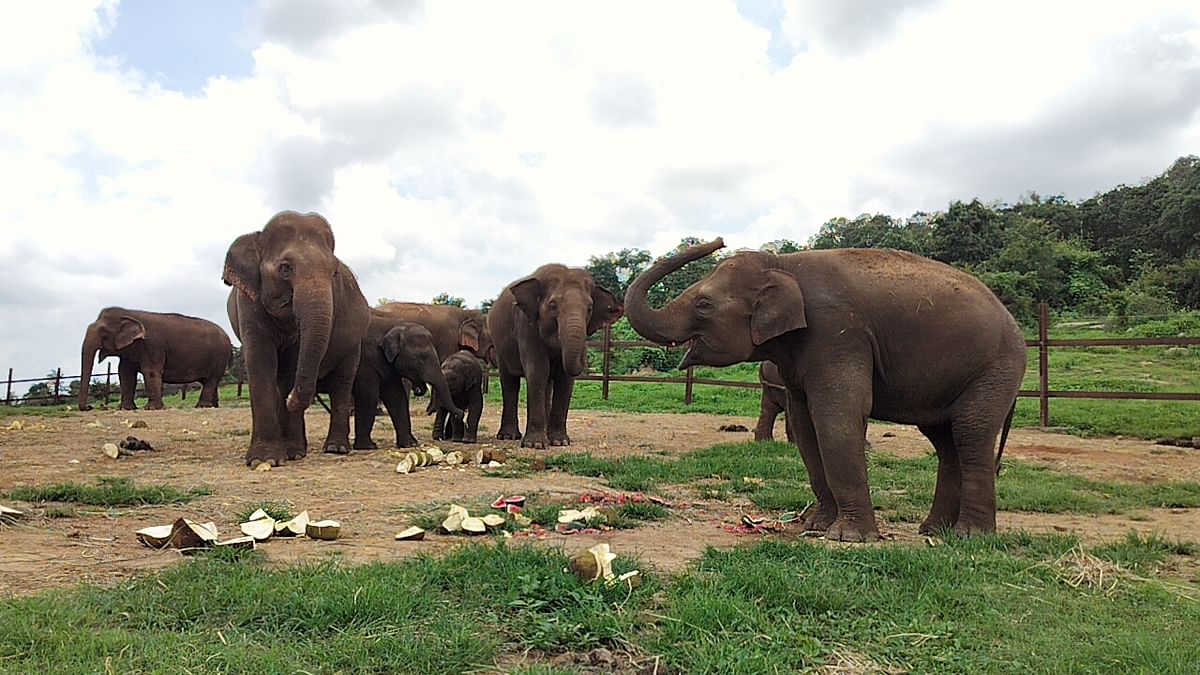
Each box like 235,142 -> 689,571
427,350 -> 485,443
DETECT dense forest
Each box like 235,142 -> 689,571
587,155 -> 1200,323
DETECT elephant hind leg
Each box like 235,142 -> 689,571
946,374 -> 1017,536
918,422 -> 961,535
197,376 -> 221,408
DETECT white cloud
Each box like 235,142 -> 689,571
1,0 -> 1199,387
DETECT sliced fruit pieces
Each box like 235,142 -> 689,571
569,543 -> 617,583
246,508 -> 271,522
480,513 -> 506,528
395,526 -> 426,541
557,506 -> 601,524
102,443 -> 121,459
274,510 -> 310,537
0,504 -> 24,519
239,517 -> 276,541
443,450 -> 464,465
306,520 -> 341,541
135,523 -> 176,548
461,516 -> 486,535
214,536 -> 255,551
167,518 -> 219,552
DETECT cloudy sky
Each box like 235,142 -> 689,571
2,0 -> 1199,387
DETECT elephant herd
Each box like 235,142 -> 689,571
79,210 -> 1027,542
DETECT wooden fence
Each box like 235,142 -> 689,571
6,304 -> 1199,427
578,303 -> 1200,426
4,363 -> 245,407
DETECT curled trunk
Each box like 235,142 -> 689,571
78,326 -> 100,410
287,282 -> 334,412
623,238 -> 726,345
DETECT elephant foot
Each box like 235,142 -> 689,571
951,515 -> 996,538
285,440 -> 308,461
753,433 -> 774,442
322,439 -> 351,455
195,401 -> 217,409
395,435 -> 419,449
120,404 -> 137,411
431,430 -> 445,441
246,444 -> 287,468
461,435 -> 477,444
800,502 -> 838,532
918,513 -> 958,536
496,428 -> 522,441
353,438 -> 378,450
521,430 -> 548,449
548,431 -> 571,447
824,516 -> 881,543
145,402 -> 166,411
79,404 -> 94,412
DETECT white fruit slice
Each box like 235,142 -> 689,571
135,523 -> 175,548
214,536 -> 255,551
239,517 -> 276,541
395,526 -> 426,541
305,520 -> 341,541
274,510 -> 309,537
461,516 -> 486,534
481,514 -> 506,528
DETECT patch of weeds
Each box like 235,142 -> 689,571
482,456 -> 534,479
43,506 -> 79,519
234,501 -> 293,523
1093,531 -> 1197,569
616,502 -> 669,522
7,477 -> 210,507
224,427 -> 251,437
522,503 -> 561,528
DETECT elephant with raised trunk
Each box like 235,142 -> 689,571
624,239 -> 1025,542
351,316 -> 463,449
78,308 -> 232,411
224,211 -> 371,467
488,264 -> 623,449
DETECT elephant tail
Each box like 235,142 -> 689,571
995,400 -> 1017,476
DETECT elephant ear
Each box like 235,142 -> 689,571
222,232 -> 262,303
380,329 -> 405,364
751,270 -> 807,345
510,277 -> 541,321
587,285 -> 624,335
459,318 -> 482,352
114,317 -> 146,350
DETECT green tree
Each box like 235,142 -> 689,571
432,292 -> 465,307
929,199 -> 1004,266
585,248 -> 652,301
810,214 -> 930,253
478,297 -> 494,314
645,238 -> 724,309
759,239 -> 806,254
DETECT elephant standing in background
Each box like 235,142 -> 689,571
488,264 -> 623,449
427,350 -> 485,443
78,308 -> 232,411
224,211 -> 371,467
755,361 -> 794,443
373,302 -> 496,366
624,239 -> 1025,541
351,316 -> 462,449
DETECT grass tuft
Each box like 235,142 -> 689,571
7,477 -> 210,507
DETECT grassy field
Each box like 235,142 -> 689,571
1,532 -> 1196,673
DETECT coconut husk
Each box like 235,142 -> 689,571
305,520 -> 341,541
214,536 -> 255,551
239,517 -> 276,541
273,510 -> 309,537
395,526 -> 425,541
569,543 -> 617,583
135,523 -> 175,548
167,518 -> 219,553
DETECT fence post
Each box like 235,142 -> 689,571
1039,302 -> 1049,428
105,362 -> 112,406
684,366 -> 694,406
5,368 -> 11,406
53,368 -> 62,405
601,324 -> 611,401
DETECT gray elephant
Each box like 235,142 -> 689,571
488,264 -> 623,449
78,308 -> 232,411
223,211 -> 371,467
755,361 -> 794,443
427,350 -> 485,443
352,316 -> 463,449
624,239 -> 1025,541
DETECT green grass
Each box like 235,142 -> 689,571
1,535 -> 1196,673
548,441 -> 1200,523
1092,531 -> 1197,569
233,501 -> 294,523
7,477 -> 211,507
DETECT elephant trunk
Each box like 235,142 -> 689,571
78,325 -> 100,410
559,307 -> 589,378
287,281 -> 334,412
624,237 -> 726,345
427,365 -> 464,419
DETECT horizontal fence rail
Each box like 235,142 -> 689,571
5,303 -> 1198,428
4,363 -> 245,407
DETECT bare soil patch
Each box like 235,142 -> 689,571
2,406 -> 1197,596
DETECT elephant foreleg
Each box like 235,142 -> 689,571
521,362 -> 551,449
352,378 -> 380,449
118,360 -> 138,410
807,361 -> 879,543
495,372 -> 522,440
463,388 -> 483,444
547,370 -> 574,446
754,390 -> 780,441
788,393 -> 837,533
380,379 -> 417,448
918,422 -> 961,535
320,352 -> 358,455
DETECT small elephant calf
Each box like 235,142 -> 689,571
427,350 -> 485,443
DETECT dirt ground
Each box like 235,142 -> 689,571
2,404 -> 1198,597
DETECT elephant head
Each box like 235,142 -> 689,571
624,238 -> 807,368
223,211 -> 340,412
381,322 -> 463,419
510,265 -> 623,377
79,308 -> 146,410
459,310 -> 497,367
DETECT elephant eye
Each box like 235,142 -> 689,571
695,297 -> 714,314
278,261 -> 294,280
547,300 -> 558,313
